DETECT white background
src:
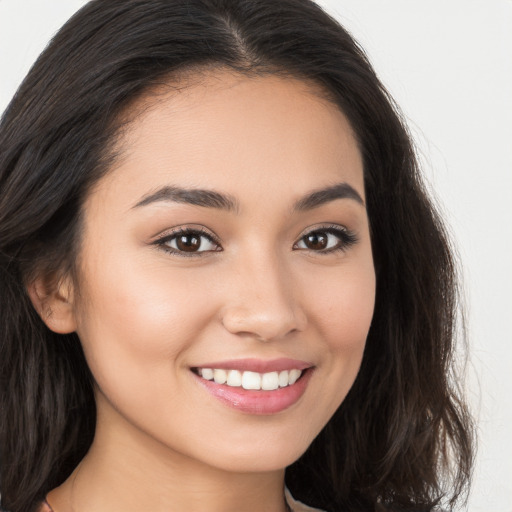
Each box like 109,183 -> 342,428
1,1 -> 510,510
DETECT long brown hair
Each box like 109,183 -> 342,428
0,1 -> 473,511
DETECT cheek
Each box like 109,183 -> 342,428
291,258 -> 375,433
305,260 -> 376,354
73,255 -> 217,397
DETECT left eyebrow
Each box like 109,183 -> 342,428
293,182 -> 365,211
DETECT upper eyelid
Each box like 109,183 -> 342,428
295,223 -> 350,238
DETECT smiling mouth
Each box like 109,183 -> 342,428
191,364 -> 313,414
192,367 -> 303,390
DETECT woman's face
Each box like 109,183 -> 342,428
72,71 -> 375,473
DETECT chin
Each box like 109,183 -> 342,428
199,436 -> 312,474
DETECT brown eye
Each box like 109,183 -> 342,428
294,227 -> 358,253
304,232 -> 328,250
176,234 -> 201,252
159,229 -> 220,255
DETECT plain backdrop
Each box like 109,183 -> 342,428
1,1 -> 511,511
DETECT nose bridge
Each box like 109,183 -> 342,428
221,248 -> 305,341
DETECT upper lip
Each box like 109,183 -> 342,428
191,358 -> 313,373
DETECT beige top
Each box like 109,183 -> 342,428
285,487 -> 326,512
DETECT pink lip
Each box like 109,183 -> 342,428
192,357 -> 312,373
191,361 -> 314,415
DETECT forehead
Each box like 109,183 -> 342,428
90,70 -> 364,211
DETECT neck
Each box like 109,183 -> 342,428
47,397 -> 289,512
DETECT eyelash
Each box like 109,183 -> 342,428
154,227 -> 221,258
293,225 -> 358,255
153,225 -> 358,257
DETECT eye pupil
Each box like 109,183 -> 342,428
177,234 -> 201,252
305,232 -> 327,250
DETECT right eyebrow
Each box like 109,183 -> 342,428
132,186 -> 240,213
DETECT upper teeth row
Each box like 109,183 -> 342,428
198,368 -> 302,390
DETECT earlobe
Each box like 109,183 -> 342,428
27,275 -> 77,334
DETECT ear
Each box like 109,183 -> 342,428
27,274 -> 77,334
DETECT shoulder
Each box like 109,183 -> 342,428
285,487 -> 327,512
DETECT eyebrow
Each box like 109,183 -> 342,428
132,182 -> 364,212
293,182 -> 365,210
132,186 -> 239,212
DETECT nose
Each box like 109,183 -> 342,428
220,254 -> 307,342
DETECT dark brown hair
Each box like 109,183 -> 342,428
0,1 -> 473,511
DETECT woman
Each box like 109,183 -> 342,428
0,1 -> 473,511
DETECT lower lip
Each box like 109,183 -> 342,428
193,369 -> 313,415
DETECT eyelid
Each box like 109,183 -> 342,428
152,224 -> 219,242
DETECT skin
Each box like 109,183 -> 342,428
36,71 -> 376,512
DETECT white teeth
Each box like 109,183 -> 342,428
201,368 -> 214,380
197,367 -> 303,390
213,369 -> 227,384
278,370 -> 289,387
288,369 -> 301,385
261,371 -> 279,390
226,369 -> 242,387
242,371 -> 261,390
